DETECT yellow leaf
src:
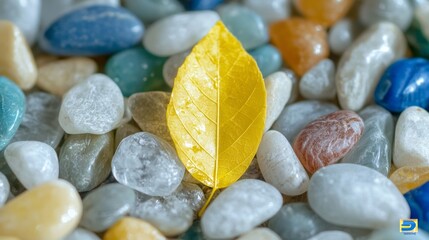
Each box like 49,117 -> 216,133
166,21 -> 267,214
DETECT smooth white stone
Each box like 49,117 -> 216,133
359,0 -> 413,31
237,228 -> 281,240
0,0 -> 41,45
394,107 -> 429,167
336,22 -> 406,111
59,74 -> 124,134
162,50 -> 189,88
308,164 -> 410,229
264,71 -> 292,132
0,172 -> 9,206
243,0 -> 290,24
329,19 -> 359,56
143,11 -> 220,57
63,228 -> 100,240
368,226 -> 429,240
299,59 -> 336,100
201,179 -> 282,239
257,130 -> 308,196
307,231 -> 353,240
4,141 -> 59,189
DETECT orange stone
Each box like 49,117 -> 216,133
270,18 -> 329,76
390,166 -> 429,194
103,217 -> 166,240
294,0 -> 354,27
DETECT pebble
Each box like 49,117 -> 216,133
59,74 -> 125,134
103,217 -> 166,240
131,183 -> 204,236
390,166 -> 429,194
40,5 -> 144,56
0,172 -> 9,207
375,58 -> 429,113
270,17 -> 329,76
80,183 -> 136,232
243,0 -> 290,24
282,68 -> 299,103
217,4 -> 268,50
0,77 -> 26,151
128,92 -> 172,143
37,57 -> 98,96
237,228 -> 281,240
59,132 -> 114,192
394,106 -> 429,167
106,47 -> 168,97
143,11 -> 219,56
264,72 -> 292,132
307,231 -> 353,240
180,0 -> 223,10
63,228 -> 101,240
0,0 -> 41,45
293,110 -> 364,173
0,21 -> 37,90
124,0 -> 184,23
404,181 -> 429,232
257,130 -> 309,196
272,100 -> 339,142
201,179 -> 282,239
0,180 -> 82,240
341,105 -> 394,176
308,164 -> 410,229
359,0 -> 413,31
112,132 -> 185,196
294,0 -> 354,27
0,163 -> 26,196
115,122 -> 141,148
162,51 -> 189,87
4,141 -> 58,189
329,19 -> 360,56
249,44 -> 282,77
407,3 -> 429,57
368,226 -> 429,240
299,59 -> 336,100
336,22 -> 406,111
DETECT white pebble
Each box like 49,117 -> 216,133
0,172 -> 9,206
243,0 -> 290,24
237,227 -> 281,240
329,19 -> 359,56
299,59 -> 336,100
307,231 -> 353,240
359,0 -> 413,31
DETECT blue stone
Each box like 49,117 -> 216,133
249,44 -> 282,77
0,77 -> 25,151
404,181 -> 429,232
180,0 -> 223,10
41,5 -> 144,56
124,0 -> 184,23
374,58 -> 429,113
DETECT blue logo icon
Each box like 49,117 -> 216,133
400,219 -> 418,234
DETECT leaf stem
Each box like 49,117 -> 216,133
198,188 -> 218,217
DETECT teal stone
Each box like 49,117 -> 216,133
249,44 -> 282,77
217,3 -> 268,50
407,18 -> 429,57
124,0 -> 184,24
105,47 -> 170,97
0,77 -> 25,151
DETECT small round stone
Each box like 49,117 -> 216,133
124,0 -> 184,23
328,19 -> 360,55
243,0 -> 291,24
299,59 -> 336,100
103,217 -> 166,240
162,51 -> 189,88
249,44 -> 282,77
390,166 -> 429,194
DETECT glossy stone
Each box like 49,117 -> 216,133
272,100 -> 339,142
336,22 -> 406,111
308,164 -> 410,229
217,4 -> 268,50
63,228 -> 101,240
243,0 -> 290,24
341,105 -> 394,176
407,3 -> 429,57
264,72 -> 292,132
293,110 -> 364,173
307,231 -> 353,240
180,0 -> 223,10
390,166 -> 429,194
143,11 -> 219,56
124,0 -> 184,23
0,180 -> 82,240
59,74 -> 125,134
375,58 -> 429,113
106,47 -> 168,97
237,228 -> 281,240
201,179 -> 282,239
394,107 -> 429,167
249,44 -> 282,77
329,19 -> 360,55
5,141 -> 58,189
404,181 -> 429,231
299,59 -> 336,100
368,226 -> 429,240
294,0 -> 354,27
112,132 -> 185,196
0,21 -> 37,90
359,0 -> 412,31
80,183 -> 136,232
59,132 -> 114,192
0,77 -> 25,151
103,217 -> 166,240
0,172 -> 9,207
41,5 -> 144,56
37,57 -> 97,96
162,51 -> 189,87
270,18 -> 329,76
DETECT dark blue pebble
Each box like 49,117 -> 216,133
404,181 -> 429,232
180,0 -> 223,10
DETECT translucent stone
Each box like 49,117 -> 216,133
59,74 -> 125,134
37,57 -> 97,96
308,164 -> 410,229
359,0 -> 413,31
59,132 -> 114,192
264,72 -> 292,132
124,0 -> 184,24
299,59 -> 336,100
112,132 -> 185,196
103,217 -> 166,240
294,0 -> 354,27
257,130 -> 309,195
243,0 -> 290,24
272,100 -> 339,142
162,51 -> 189,88
341,105 -> 394,176
390,166 -> 429,194
237,228 -> 281,240
307,231 -> 353,240
5,141 -> 59,189
63,228 -> 100,240
0,172 -> 9,206
201,179 -> 282,239
329,19 -> 360,55
114,122 -> 141,148
80,183 -> 136,232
